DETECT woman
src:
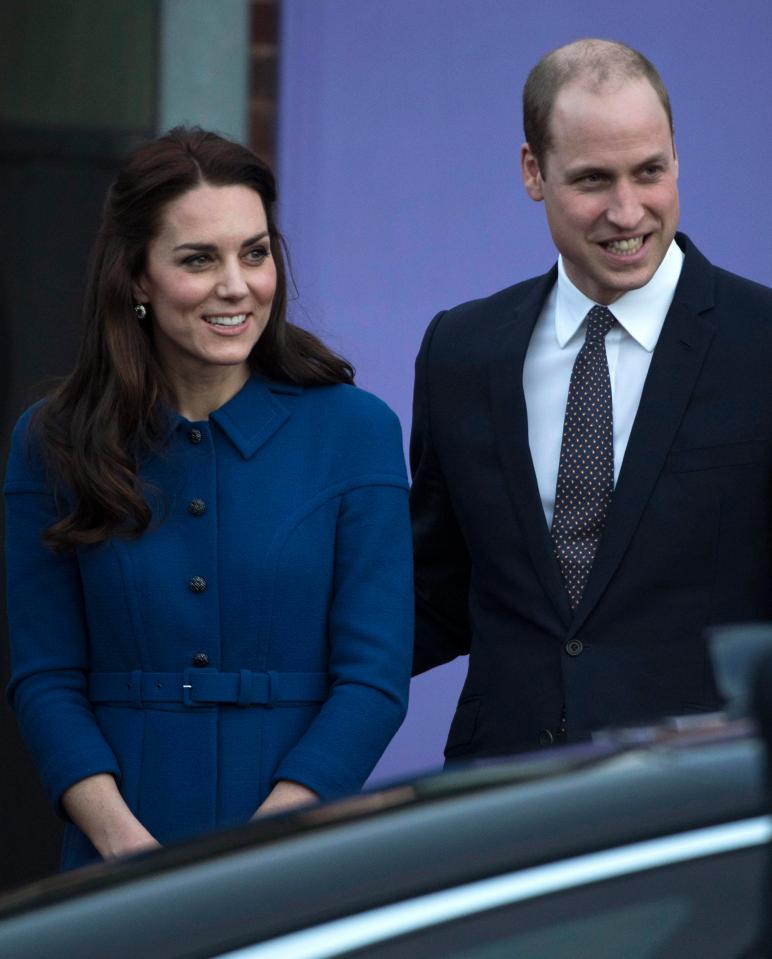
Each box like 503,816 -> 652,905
4,128 -> 413,870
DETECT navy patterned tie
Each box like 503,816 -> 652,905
551,305 -> 615,609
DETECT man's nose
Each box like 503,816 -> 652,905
606,180 -> 644,230
215,260 -> 249,299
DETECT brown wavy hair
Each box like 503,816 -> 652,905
35,127 -> 354,552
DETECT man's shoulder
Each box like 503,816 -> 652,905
712,264 -> 772,310
423,268 -> 556,347
443,270 -> 553,324
679,234 -> 772,314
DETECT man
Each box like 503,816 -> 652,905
411,39 -> 772,760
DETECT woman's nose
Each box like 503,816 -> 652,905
215,260 -> 249,299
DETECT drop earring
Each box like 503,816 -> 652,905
134,303 -> 147,320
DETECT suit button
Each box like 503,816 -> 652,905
188,499 -> 206,516
565,639 -> 584,657
192,652 -> 209,667
188,576 -> 207,593
188,428 -> 202,444
538,728 -> 555,746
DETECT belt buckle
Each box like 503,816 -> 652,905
182,667 -> 200,707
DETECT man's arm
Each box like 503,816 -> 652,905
410,312 -> 472,674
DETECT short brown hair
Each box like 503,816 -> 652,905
523,39 -> 674,175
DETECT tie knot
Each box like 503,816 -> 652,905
585,305 -> 615,340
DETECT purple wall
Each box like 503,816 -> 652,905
277,1 -> 772,784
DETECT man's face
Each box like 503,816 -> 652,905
521,78 -> 679,305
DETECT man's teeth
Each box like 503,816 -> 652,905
204,314 -> 247,326
604,237 -> 644,254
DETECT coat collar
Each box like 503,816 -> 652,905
211,375 -> 302,459
668,232 -> 716,316
166,375 -> 302,460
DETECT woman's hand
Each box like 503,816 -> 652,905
251,780 -> 318,819
61,773 -> 161,860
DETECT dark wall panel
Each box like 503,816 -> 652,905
0,125 -> 149,891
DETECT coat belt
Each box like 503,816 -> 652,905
88,669 -> 329,708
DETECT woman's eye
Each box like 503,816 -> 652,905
182,254 -> 211,267
245,245 -> 270,263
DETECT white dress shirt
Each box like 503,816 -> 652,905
522,240 -> 685,528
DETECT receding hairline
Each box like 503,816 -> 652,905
523,38 -> 674,174
545,38 -> 655,86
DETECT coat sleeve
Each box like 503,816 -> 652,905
272,401 -> 413,800
4,410 -> 121,814
410,312 -> 473,674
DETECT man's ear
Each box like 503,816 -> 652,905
520,143 -> 545,202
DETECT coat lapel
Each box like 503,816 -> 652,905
487,267 -> 574,627
571,237 -> 717,633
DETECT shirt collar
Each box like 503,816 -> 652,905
554,239 -> 685,351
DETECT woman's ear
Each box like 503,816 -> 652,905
132,276 -> 149,303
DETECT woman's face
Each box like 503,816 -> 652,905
134,182 -> 277,383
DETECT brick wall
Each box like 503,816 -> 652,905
249,0 -> 279,171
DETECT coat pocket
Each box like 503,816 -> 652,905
445,696 -> 481,755
668,440 -> 764,473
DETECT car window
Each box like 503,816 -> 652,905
405,898 -> 690,959
351,849 -> 763,959
218,819 -> 768,959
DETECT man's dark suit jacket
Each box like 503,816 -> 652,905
411,233 -> 772,760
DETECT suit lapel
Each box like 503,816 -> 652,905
571,238 -> 717,633
487,267 -> 574,627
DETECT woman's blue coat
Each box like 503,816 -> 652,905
4,377 -> 413,869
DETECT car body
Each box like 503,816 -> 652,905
0,714 -> 769,958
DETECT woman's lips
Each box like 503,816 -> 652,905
203,313 -> 248,327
